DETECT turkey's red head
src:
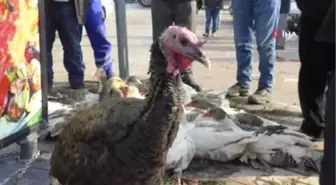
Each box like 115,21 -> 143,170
159,26 -> 211,76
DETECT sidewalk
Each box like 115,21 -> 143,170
0,4 -> 309,185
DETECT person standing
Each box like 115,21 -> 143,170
78,0 -> 113,80
227,0 -> 280,104
313,3 -> 335,185
46,0 -> 86,91
151,0 -> 202,92
202,0 -> 224,37
295,0 -> 335,139
276,0 -> 291,50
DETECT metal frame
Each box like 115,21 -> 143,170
0,0 -> 49,159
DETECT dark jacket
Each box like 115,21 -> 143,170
204,0 -> 224,9
295,0 -> 333,21
163,0 -> 195,3
315,1 -> 335,44
280,0 -> 291,14
46,0 -> 89,24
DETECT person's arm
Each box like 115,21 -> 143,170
315,2 -> 335,44
217,0 -> 224,9
197,0 -> 203,10
294,0 -> 304,11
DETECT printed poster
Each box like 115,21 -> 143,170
0,0 -> 42,141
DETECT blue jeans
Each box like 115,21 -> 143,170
78,0 -> 113,77
46,2 -> 85,88
205,7 -> 221,33
232,0 -> 280,90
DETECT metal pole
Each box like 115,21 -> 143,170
18,133 -> 38,160
38,0 -> 49,125
114,0 -> 129,79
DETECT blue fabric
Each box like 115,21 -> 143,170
205,7 -> 221,33
78,0 -> 113,77
280,0 -> 291,14
46,2 -> 85,87
231,0 -> 280,90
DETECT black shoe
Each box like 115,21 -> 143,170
203,32 -> 209,37
248,88 -> 271,104
226,83 -> 250,97
181,68 -> 202,92
70,83 -> 85,89
298,126 -> 324,141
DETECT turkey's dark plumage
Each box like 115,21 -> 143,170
50,26 -> 210,185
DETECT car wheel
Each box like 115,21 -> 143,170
102,6 -> 107,21
138,0 -> 151,8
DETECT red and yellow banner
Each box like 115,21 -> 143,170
0,0 -> 42,140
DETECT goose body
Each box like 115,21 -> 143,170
166,113 -> 196,172
190,126 -> 257,162
240,125 -> 318,171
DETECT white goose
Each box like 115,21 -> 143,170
163,83 -> 201,185
185,101 -> 258,162
240,125 -> 321,172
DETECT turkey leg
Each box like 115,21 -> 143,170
172,169 -> 198,185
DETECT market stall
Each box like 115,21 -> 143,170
0,0 -> 48,151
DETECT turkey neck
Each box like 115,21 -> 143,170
125,41 -> 184,161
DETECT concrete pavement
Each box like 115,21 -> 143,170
52,3 -> 302,106
0,3 -> 309,185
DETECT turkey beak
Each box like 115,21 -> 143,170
202,111 -> 211,117
191,49 -> 211,69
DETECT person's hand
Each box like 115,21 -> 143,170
94,68 -> 104,80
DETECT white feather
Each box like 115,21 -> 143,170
241,127 -> 314,165
166,112 -> 196,171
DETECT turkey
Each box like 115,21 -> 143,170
240,125 -> 321,173
48,76 -> 141,138
50,25 -> 211,185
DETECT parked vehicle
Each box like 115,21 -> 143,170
287,0 -> 300,33
138,0 -> 151,8
102,0 -> 114,20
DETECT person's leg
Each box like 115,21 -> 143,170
45,6 -> 57,92
227,0 -> 253,97
57,3 -> 85,88
151,0 -> 173,42
174,0 -> 202,92
174,0 -> 197,32
211,7 -> 221,35
276,14 -> 288,49
204,7 -> 212,36
320,70 -> 335,185
248,0 -> 280,104
298,15 -> 335,138
84,0 -> 113,78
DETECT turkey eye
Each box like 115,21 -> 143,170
180,38 -> 188,46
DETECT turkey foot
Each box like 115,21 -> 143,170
172,169 -> 198,185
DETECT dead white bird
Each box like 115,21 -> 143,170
240,125 -> 320,172
165,111 -> 196,184
187,107 -> 258,162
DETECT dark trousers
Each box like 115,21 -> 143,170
320,70 -> 335,185
78,0 -> 113,77
46,2 -> 85,88
298,14 -> 335,137
151,0 -> 197,41
205,7 -> 221,34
